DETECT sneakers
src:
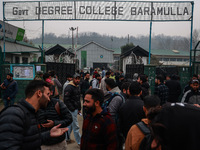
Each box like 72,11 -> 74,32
66,139 -> 75,144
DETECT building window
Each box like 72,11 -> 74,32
184,59 -> 189,62
15,57 -> 20,63
177,58 -> 183,61
170,58 -> 176,61
163,58 -> 169,61
22,57 -> 28,64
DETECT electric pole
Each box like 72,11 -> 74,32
69,27 -> 76,52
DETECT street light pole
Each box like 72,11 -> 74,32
69,27 -> 76,52
69,27 -> 77,66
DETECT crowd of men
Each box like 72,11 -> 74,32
0,68 -> 200,150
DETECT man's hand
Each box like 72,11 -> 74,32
1,83 -> 6,89
41,120 -> 54,128
50,124 -> 68,137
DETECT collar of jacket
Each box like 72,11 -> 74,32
110,86 -> 121,93
19,99 -> 36,113
88,107 -> 110,119
68,81 -> 78,87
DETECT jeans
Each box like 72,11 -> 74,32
3,97 -> 15,107
65,109 -> 81,145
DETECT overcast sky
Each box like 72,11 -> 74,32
1,0 -> 199,39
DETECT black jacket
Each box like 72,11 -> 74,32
80,78 -> 90,95
165,80 -> 181,102
119,95 -> 145,138
37,98 -> 72,145
64,81 -> 81,111
2,79 -> 18,99
0,99 -> 50,150
141,82 -> 150,100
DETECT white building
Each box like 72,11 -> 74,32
120,45 -> 149,74
151,49 -> 190,66
76,41 -> 114,69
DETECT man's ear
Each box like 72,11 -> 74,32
37,90 -> 42,98
127,88 -> 131,96
95,100 -> 100,106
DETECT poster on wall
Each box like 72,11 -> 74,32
10,64 -> 35,80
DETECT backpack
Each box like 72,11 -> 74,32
102,92 -> 125,122
136,121 -> 153,150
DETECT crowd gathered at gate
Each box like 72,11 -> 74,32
0,68 -> 200,150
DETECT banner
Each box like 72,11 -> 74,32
4,1 -> 193,21
0,20 -> 25,41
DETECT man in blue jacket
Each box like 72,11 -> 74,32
0,73 -> 18,107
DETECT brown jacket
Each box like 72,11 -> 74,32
125,118 -> 161,150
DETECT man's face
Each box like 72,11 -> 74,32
192,83 -> 199,91
119,77 -> 124,81
85,74 -> 90,79
39,86 -> 51,109
83,94 -> 96,115
155,78 -> 158,84
97,76 -> 101,80
73,77 -> 80,85
123,88 -> 129,98
106,74 -> 110,78
6,75 -> 11,80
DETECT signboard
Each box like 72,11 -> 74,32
3,1 -> 193,21
10,64 -> 35,80
0,20 -> 25,41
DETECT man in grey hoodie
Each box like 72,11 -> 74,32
104,78 -> 125,150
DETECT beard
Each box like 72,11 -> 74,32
39,94 -> 49,109
84,103 -> 96,115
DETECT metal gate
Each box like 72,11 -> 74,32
45,62 -> 75,85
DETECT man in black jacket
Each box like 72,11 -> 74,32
0,80 -> 68,150
80,72 -> 90,117
64,74 -> 81,145
38,96 -> 72,149
165,75 -> 181,102
119,81 -> 145,139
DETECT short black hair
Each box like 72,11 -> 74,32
95,73 -> 100,78
144,95 -> 160,110
7,73 -> 13,77
66,73 -> 73,78
25,80 -> 50,98
43,72 -> 51,81
85,89 -> 104,106
156,74 -> 164,83
129,81 -> 142,95
49,70 -> 56,77
105,78 -> 116,89
106,71 -> 111,76
121,82 -> 131,91
193,74 -> 198,78
139,74 -> 147,83
119,75 -> 124,78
